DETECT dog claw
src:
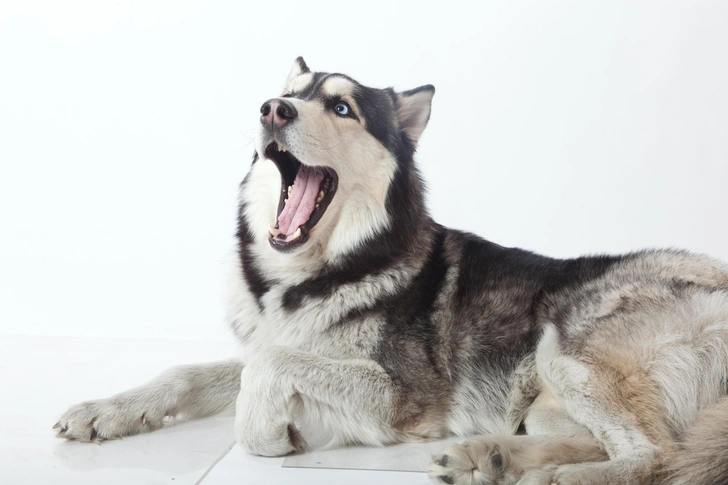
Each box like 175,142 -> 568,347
52,421 -> 61,430
90,428 -> 97,441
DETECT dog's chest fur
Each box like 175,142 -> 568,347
225,245 -> 413,365
225,161 -> 426,364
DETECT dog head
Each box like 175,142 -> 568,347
245,57 -> 434,262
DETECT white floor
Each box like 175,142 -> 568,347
1,335 -> 447,485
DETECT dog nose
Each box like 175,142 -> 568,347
260,99 -> 298,130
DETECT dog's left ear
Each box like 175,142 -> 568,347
285,56 -> 311,88
396,85 -> 435,145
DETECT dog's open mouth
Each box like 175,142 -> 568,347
264,142 -> 338,251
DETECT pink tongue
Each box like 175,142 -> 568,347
277,166 -> 324,236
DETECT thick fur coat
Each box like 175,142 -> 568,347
57,58 -> 728,485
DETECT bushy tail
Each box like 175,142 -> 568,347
661,397 -> 728,485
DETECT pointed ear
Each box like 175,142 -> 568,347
285,56 -> 311,88
396,85 -> 435,145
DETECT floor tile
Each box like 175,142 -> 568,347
202,444 -> 433,485
3,335 -> 457,485
283,438 -> 461,473
0,335 -> 236,485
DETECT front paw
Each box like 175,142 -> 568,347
54,398 -> 165,442
429,438 -> 510,485
235,417 -> 306,457
234,357 -> 307,457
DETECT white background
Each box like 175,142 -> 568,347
1,0 -> 727,342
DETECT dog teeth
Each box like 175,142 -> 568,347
288,186 -> 292,196
278,144 -> 287,152
315,203 -> 320,209
292,227 -> 301,239
316,191 -> 324,203
269,224 -> 281,236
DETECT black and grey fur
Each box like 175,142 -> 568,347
57,58 -> 728,485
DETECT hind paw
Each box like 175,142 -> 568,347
428,438 -> 510,485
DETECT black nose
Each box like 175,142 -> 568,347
260,99 -> 298,130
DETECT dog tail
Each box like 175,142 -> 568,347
660,396 -> 728,485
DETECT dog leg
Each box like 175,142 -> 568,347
429,434 -> 608,485
429,389 -> 606,485
235,346 -> 402,457
521,327 -> 671,485
55,360 -> 242,442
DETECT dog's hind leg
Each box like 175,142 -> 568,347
516,325 -> 675,485
429,320 -> 675,485
55,360 -> 243,442
429,384 -> 608,485
235,346 -> 425,457
429,434 -> 608,485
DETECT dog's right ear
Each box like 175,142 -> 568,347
285,56 -> 311,88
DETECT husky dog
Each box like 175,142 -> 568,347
56,58 -> 728,485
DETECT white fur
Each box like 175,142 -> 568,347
235,346 -> 399,455
55,361 -> 242,441
321,75 -> 355,97
284,58 -> 309,91
226,244 -> 416,363
446,367 -> 511,437
286,72 -> 313,94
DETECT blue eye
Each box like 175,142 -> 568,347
334,102 -> 349,116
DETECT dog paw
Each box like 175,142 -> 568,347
54,398 -> 165,442
235,418 -> 306,457
235,350 -> 308,457
428,438 -> 509,485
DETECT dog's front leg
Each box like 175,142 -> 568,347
56,360 -> 243,441
235,346 -> 399,457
